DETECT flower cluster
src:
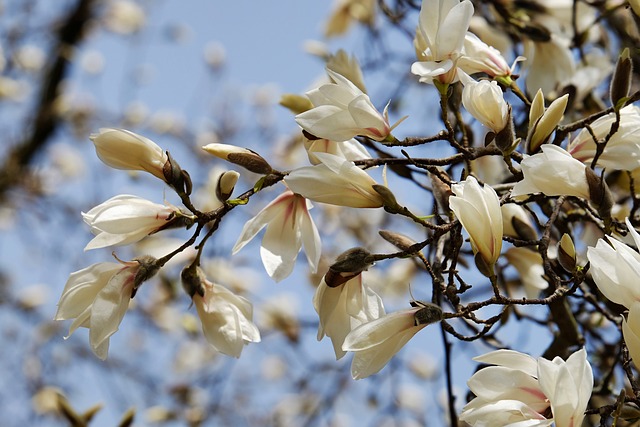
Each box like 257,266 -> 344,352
55,0 -> 640,422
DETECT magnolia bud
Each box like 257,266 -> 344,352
132,255 -> 160,291
372,184 -> 401,213
430,171 -> 452,213
585,167 -> 613,220
163,151 -> 193,195
411,301 -> 443,326
324,247 -> 374,288
610,48 -> 632,109
216,170 -> 240,201
202,143 -> 273,175
527,93 -> 569,153
90,128 -> 169,181
180,263 -> 205,298
379,230 -> 417,252
279,93 -> 314,115
557,233 -> 576,272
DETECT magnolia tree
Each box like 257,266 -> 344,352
4,0 -> 640,426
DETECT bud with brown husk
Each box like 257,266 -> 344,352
557,233 -> 577,273
180,263 -> 206,299
410,301 -> 443,326
163,151 -> 193,195
585,167 -> 614,225
379,230 -> 417,252
324,247 -> 375,288
202,143 -> 273,175
610,48 -> 632,110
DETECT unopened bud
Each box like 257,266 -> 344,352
163,151 -> 193,195
279,93 -> 314,115
379,230 -> 417,252
202,143 -> 273,175
557,233 -> 576,272
610,48 -> 632,109
132,256 -> 160,290
216,170 -> 240,201
511,216 -> 538,241
494,107 -> 516,155
324,247 -> 374,288
181,264 -> 206,298
411,301 -> 443,326
527,93 -> 569,153
585,167 -> 613,220
372,184 -> 401,213
430,171 -> 452,213
117,407 -> 136,427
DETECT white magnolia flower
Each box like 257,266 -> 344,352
192,277 -> 261,358
342,306 -> 431,379
303,136 -> 371,165
55,257 -> 158,359
285,153 -> 384,208
457,32 -> 513,78
82,194 -> 182,250
568,105 -> 640,171
622,301 -> 640,369
511,144 -> 590,199
411,0 -> 474,84
314,274 -> 385,359
538,349 -> 593,427
524,36 -> 576,96
458,72 -> 509,133
461,348 -> 593,427
586,218 -> 640,307
449,176 -> 503,270
233,191 -> 321,282
504,247 -> 548,299
295,69 -> 399,142
90,128 -> 168,181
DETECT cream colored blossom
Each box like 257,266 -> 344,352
90,128 -> 168,181
233,191 -> 321,282
449,176 -> 503,269
55,257 -> 158,359
285,153 -> 384,208
295,70 -> 399,141
82,195 -> 182,250
411,0 -> 474,84
314,274 -> 384,359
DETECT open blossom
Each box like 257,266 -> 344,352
82,194 -> 183,250
586,218 -> 640,307
285,153 -> 384,208
568,105 -> 640,171
192,276 -> 261,358
55,257 -> 159,360
90,128 -> 168,181
295,69 -> 399,142
233,191 -> 321,282
511,144 -> 590,199
342,304 -> 440,379
524,36 -> 576,96
457,32 -> 513,78
314,274 -> 384,359
449,176 -> 503,271
411,0 -> 474,84
458,72 -> 509,133
303,136 -> 370,165
460,348 -> 593,427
